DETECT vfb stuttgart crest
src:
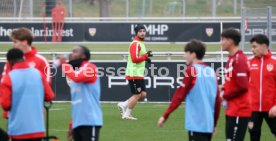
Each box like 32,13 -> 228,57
205,28 -> 214,37
89,28 -> 97,37
267,64 -> 273,72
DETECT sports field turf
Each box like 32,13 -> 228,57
0,43 -> 222,60
0,43 -> 221,52
0,103 -> 274,141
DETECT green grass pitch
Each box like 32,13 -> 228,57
0,103 -> 274,141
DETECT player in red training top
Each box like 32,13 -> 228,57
158,40 -> 221,141
1,28 -> 51,119
247,34 -> 276,141
220,28 -> 251,141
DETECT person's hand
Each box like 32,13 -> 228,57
57,54 -> 67,63
157,116 -> 166,128
213,127 -> 217,136
146,58 -> 151,64
53,55 -> 67,68
67,128 -> 73,141
269,105 -> 276,118
147,51 -> 153,57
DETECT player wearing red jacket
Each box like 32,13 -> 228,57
247,34 -> 276,141
221,29 -> 251,141
0,48 -> 55,141
1,28 -> 51,118
158,40 -> 221,141
55,46 -> 102,141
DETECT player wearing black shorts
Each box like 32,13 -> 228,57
117,24 -> 152,120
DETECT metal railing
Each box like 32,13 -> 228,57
0,51 -> 275,61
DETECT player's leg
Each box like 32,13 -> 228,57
123,80 -> 146,120
0,128 -> 8,141
117,80 -> 137,116
73,126 -> 82,141
78,126 -> 101,141
188,131 -> 212,141
248,112 -> 263,141
226,116 -> 249,141
264,112 -> 276,138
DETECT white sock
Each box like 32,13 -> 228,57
124,108 -> 132,117
122,100 -> 128,107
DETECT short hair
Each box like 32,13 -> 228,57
184,39 -> 206,60
221,28 -> 241,46
250,34 -> 269,47
7,48 -> 24,62
134,24 -> 146,35
79,45 -> 91,60
10,27 -> 33,45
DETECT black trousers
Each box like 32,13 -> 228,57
188,131 -> 212,141
0,128 -> 8,141
248,112 -> 276,141
226,116 -> 249,141
73,126 -> 101,141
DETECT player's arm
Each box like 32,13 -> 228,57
223,56 -> 249,100
129,42 -> 148,63
40,73 -> 55,101
162,66 -> 196,121
62,63 -> 97,83
0,75 -> 12,111
0,62 -> 11,80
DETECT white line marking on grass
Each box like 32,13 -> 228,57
50,108 -> 65,111
50,129 -> 67,132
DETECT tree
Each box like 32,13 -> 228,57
98,0 -> 110,17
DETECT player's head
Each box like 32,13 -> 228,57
6,48 -> 24,67
220,28 -> 241,51
250,34 -> 269,57
134,24 -> 146,39
184,39 -> 206,65
10,27 -> 33,50
69,45 -> 90,69
71,45 -> 90,61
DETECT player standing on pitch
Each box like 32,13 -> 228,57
117,24 -> 153,120
220,28 -> 251,141
1,28 -> 52,118
0,48 -> 55,141
158,40 -> 221,141
247,34 -> 276,141
55,46 -> 103,141
2,27 -> 51,83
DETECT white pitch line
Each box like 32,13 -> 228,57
50,129 -> 67,132
50,108 -> 65,111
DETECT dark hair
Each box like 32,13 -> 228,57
10,27 -> 33,45
184,39 -> 206,60
7,48 -> 24,62
221,28 -> 241,46
250,34 -> 269,47
79,45 -> 91,60
134,24 -> 146,35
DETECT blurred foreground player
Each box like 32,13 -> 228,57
56,46 -> 103,141
248,34 -> 276,141
220,28 -> 251,141
0,48 -> 54,141
117,24 -> 153,120
158,40 -> 221,141
1,27 -> 51,118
